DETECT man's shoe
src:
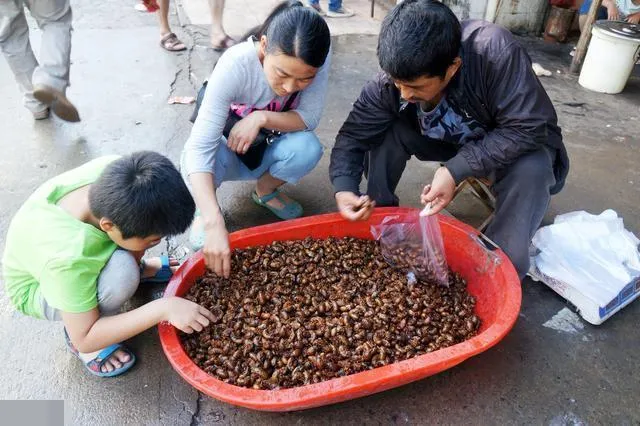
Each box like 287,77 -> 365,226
326,7 -> 354,17
32,85 -> 80,122
32,107 -> 50,120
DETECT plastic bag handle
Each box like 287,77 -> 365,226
477,233 -> 500,252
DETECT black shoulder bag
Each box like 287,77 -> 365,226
190,81 -> 299,170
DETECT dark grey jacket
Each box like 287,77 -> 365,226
330,20 -> 569,195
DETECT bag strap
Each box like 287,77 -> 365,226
282,91 -> 299,112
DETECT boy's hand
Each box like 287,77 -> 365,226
141,256 -> 179,279
627,12 -> 640,24
164,297 -> 215,334
335,191 -> 375,221
420,166 -> 456,215
203,217 -> 231,278
227,112 -> 265,155
606,3 -> 620,21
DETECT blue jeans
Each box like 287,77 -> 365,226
205,130 -> 323,186
309,0 -> 343,12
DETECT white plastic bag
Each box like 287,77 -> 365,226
532,210 -> 640,303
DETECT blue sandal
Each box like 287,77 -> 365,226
64,330 -> 136,378
251,189 -> 303,220
140,255 -> 173,284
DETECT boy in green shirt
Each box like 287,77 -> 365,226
2,151 -> 214,377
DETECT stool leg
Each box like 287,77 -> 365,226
478,212 -> 495,233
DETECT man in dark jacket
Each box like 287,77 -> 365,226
329,0 -> 569,279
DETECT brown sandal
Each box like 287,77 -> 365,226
160,32 -> 186,52
211,35 -> 236,52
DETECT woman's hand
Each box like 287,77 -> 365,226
203,216 -> 231,278
227,112 -> 266,154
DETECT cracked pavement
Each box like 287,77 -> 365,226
1,0 -> 640,424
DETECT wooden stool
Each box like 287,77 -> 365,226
450,177 -> 495,232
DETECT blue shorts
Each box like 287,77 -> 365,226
579,0 -> 608,19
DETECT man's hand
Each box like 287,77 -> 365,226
420,166 -> 456,215
627,12 -> 640,24
163,297 -> 215,334
203,217 -> 231,277
335,191 -> 376,221
227,112 -> 265,154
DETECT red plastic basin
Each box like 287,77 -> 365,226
159,208 -> 521,411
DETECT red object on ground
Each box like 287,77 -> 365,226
159,208 -> 522,411
141,0 -> 159,12
550,0 -> 575,7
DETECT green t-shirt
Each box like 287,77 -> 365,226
2,156 -> 120,318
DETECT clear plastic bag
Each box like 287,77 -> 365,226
371,208 -> 449,286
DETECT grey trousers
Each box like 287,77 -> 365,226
365,120 -> 557,279
0,0 -> 72,113
39,250 -> 140,321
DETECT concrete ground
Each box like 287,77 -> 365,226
0,0 -> 639,424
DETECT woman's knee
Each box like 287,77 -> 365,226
284,131 -> 323,159
271,131 -> 324,180
96,250 -> 140,314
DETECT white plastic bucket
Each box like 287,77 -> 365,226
579,25 -> 640,94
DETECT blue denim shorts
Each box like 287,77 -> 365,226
579,0 -> 608,19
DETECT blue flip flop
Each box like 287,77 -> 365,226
64,329 -> 136,378
140,255 -> 173,284
251,189 -> 303,220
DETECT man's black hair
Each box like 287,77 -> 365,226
89,151 -> 195,239
377,0 -> 462,80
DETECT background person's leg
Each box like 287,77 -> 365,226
158,0 -> 171,36
25,0 -> 79,121
209,0 -> 234,49
157,0 -> 185,51
326,0 -> 354,17
329,0 -> 342,11
484,147 -> 556,279
26,0 -> 71,93
0,0 -> 46,116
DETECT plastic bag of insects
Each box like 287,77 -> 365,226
371,207 -> 449,286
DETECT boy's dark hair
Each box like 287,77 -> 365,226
89,151 -> 195,239
378,0 -> 461,80
244,0 -> 331,68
